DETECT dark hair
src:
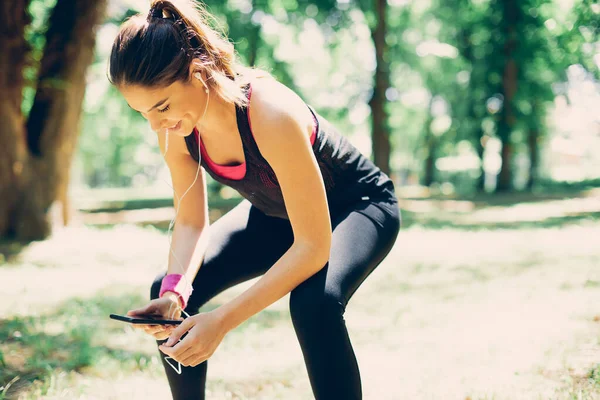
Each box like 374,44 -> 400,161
108,0 -> 257,105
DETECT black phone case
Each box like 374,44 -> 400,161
109,313 -> 183,325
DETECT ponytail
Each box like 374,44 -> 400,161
109,0 -> 265,106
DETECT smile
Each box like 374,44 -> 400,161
167,121 -> 182,131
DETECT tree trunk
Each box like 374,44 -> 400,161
496,0 -> 519,192
423,138 -> 437,186
246,0 -> 261,67
475,133 -> 485,191
460,30 -> 486,192
0,0 -> 32,237
0,0 -> 107,241
422,96 -> 436,186
369,0 -> 391,176
526,127 -> 539,190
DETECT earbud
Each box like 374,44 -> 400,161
194,72 -> 209,93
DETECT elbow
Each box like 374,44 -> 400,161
296,234 -> 331,270
174,217 -> 209,236
317,235 -> 331,266
175,212 -> 209,231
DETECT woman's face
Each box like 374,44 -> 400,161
119,78 -> 208,137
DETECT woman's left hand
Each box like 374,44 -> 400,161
159,310 -> 228,367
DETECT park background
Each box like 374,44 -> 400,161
0,0 -> 599,398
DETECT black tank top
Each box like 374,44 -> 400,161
184,84 -> 396,220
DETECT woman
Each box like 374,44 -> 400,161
108,0 -> 400,398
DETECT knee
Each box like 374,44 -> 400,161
289,285 -> 345,325
150,272 -> 166,300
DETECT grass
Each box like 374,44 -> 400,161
0,283 -> 295,399
554,363 -> 600,400
1,190 -> 599,399
0,293 -> 160,399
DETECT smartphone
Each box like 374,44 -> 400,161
109,313 -> 183,325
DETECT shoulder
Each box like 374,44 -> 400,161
247,78 -> 315,149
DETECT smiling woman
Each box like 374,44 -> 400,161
108,0 -> 258,139
107,1 -> 401,399
119,81 -> 210,137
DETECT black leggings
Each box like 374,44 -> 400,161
150,198 -> 401,400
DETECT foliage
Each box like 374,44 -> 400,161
21,0 -> 58,116
20,0 -> 598,192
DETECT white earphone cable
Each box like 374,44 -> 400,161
161,74 -> 209,321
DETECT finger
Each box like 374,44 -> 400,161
164,325 -> 176,334
173,344 -> 196,363
127,304 -> 155,316
160,324 -> 174,332
130,323 -> 150,330
164,318 -> 194,347
159,343 -> 176,356
144,325 -> 166,335
153,331 -> 171,340
159,333 -> 194,359
180,354 -> 198,367
180,353 -> 202,367
190,358 -> 204,368
193,356 -> 209,367
160,336 -> 192,358
160,327 -> 176,338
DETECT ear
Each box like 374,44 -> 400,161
189,60 -> 209,92
188,59 -> 206,81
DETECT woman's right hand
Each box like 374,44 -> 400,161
127,294 -> 184,340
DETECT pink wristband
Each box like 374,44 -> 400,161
159,274 -> 194,309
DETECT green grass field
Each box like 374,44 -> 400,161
1,191 -> 599,399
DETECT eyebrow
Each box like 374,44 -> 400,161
128,97 -> 169,113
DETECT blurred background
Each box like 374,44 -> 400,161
0,0 -> 599,399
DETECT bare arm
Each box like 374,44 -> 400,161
157,131 -> 210,308
215,80 -> 332,331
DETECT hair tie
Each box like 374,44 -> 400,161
148,3 -> 176,22
147,6 -> 162,20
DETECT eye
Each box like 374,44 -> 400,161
158,105 -> 170,113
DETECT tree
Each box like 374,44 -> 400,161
368,0 -> 392,175
220,0 -> 400,175
430,0 -> 581,192
417,0 -> 493,191
0,0 -> 107,241
522,0 -> 599,189
495,0 -> 520,192
350,0 -> 391,175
